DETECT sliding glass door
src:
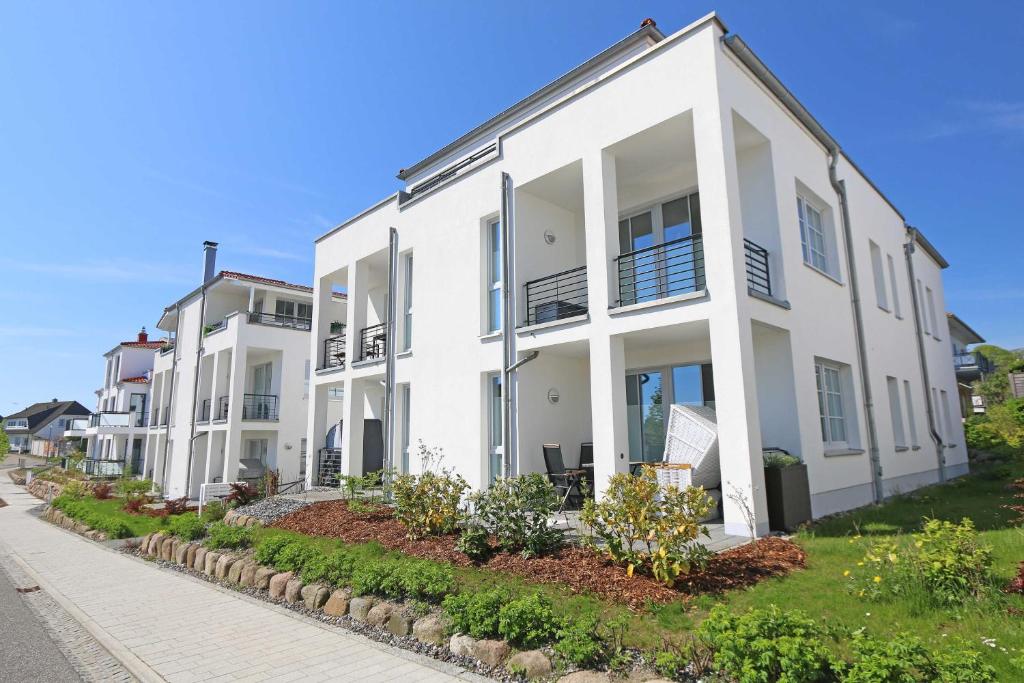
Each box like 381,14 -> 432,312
625,362 -> 714,464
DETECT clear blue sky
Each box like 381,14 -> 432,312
1,1 -> 1021,413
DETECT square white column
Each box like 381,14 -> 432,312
588,334 -> 630,497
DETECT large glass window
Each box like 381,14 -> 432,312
618,192 -> 703,305
798,196 -> 828,273
903,380 -> 919,447
487,373 -> 502,483
275,299 -> 312,321
400,384 -> 411,474
402,254 -> 413,351
870,241 -> 888,310
626,363 -> 713,464
815,362 -> 848,447
887,254 -> 902,319
886,377 -> 906,448
487,219 -> 502,333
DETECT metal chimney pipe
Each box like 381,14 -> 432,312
202,241 -> 219,282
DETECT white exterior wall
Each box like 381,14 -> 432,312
308,14 -> 965,534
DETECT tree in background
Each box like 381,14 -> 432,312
0,427 -> 9,463
973,345 -> 1024,407
966,345 -> 1024,456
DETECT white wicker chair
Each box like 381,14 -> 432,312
655,404 -> 721,492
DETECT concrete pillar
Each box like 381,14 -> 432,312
221,347 -> 247,483
692,90 -> 770,537
306,382 -> 329,487
346,262 -> 368,359
588,335 -> 630,497
311,272 -> 336,370
582,148 -> 619,315
341,378 -> 365,476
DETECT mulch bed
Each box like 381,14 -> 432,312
272,500 -> 806,609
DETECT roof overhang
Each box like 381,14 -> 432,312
947,312 -> 985,344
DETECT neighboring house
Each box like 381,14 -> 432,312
2,399 -> 91,457
144,242 -> 345,498
306,13 -> 966,537
75,328 -> 165,474
946,312 -> 990,416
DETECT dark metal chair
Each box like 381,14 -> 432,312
578,442 -> 595,494
543,443 -> 585,512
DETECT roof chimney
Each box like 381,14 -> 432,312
641,17 -> 656,28
203,241 -> 219,283
137,327 -> 148,344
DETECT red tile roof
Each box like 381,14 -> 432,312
220,271 -> 313,293
120,376 -> 150,384
120,341 -> 167,349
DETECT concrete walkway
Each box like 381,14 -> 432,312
0,476 -> 482,683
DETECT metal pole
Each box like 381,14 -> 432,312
383,227 -> 399,489
500,172 -> 515,479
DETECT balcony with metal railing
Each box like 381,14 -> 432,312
197,398 -> 211,423
743,238 -> 772,298
247,311 -> 312,331
523,265 -> 589,327
215,396 -> 229,421
89,412 -> 131,429
321,331 -> 347,370
359,323 -> 387,362
241,393 -> 278,421
615,235 -> 705,307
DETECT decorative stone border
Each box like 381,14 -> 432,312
135,532 -> 573,681
41,506 -> 109,542
222,508 -> 263,528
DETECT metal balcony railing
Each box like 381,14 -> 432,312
89,412 -> 131,428
523,265 -> 588,326
161,407 -> 170,426
359,323 -> 387,362
216,396 -> 229,421
322,332 -> 347,370
954,352 -> 993,373
241,394 -> 278,421
615,235 -> 705,307
317,448 -> 343,487
78,459 -> 126,478
743,238 -> 772,297
133,411 -> 148,428
198,399 -> 211,422
248,311 -> 312,331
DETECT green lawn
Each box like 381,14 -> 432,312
55,496 -> 179,537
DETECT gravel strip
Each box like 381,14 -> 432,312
233,496 -> 315,524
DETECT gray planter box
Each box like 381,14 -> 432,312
764,463 -> 811,532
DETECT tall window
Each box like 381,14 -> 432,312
400,384 -> 411,474
275,299 -> 312,321
917,280 -> 930,335
903,380 -> 919,447
815,361 -> 848,448
940,389 -> 954,444
870,241 -> 888,310
886,377 -> 906,448
925,287 -> 940,340
486,219 -> 502,333
245,438 -> 269,464
487,373 -> 502,483
798,196 -> 828,273
402,254 -> 413,351
887,254 -> 902,319
299,438 -> 307,477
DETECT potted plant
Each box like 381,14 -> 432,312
762,449 -> 811,532
330,321 -> 345,334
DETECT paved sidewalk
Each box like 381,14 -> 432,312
0,476 -> 480,682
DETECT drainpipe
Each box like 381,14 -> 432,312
500,172 -> 515,478
159,303 -> 181,495
382,227 -> 399,490
184,284 -> 209,498
904,226 -> 946,481
829,156 -> 884,504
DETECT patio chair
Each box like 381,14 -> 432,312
543,443 -> 585,512
578,442 -> 595,493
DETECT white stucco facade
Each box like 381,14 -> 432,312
306,13 -> 965,536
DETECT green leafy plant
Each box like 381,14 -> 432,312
350,557 -> 454,602
698,605 -> 838,683
116,478 -> 153,497
497,593 -> 560,649
63,479 -> 88,500
163,496 -> 189,516
763,452 -> 802,469
204,521 -> 254,549
442,588 -> 509,639
91,482 -> 113,499
224,482 -> 260,507
301,548 -> 357,586
580,466 -> 714,585
254,535 -> 293,565
842,631 -> 996,682
51,495 -> 133,538
272,539 -> 318,572
554,616 -> 604,668
200,500 -> 227,524
168,513 -> 207,541
465,474 -> 564,557
391,447 -> 467,538
455,524 -> 492,561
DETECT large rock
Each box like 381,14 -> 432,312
388,610 -> 414,637
285,578 -> 303,604
146,534 -> 162,556
227,559 -> 245,584
469,639 -> 509,668
268,572 -> 293,600
449,635 -> 475,658
174,541 -> 189,565
366,602 -> 396,628
204,551 -> 221,576
240,562 -> 258,587
412,614 -> 447,645
193,547 -> 208,572
349,596 -> 375,622
186,544 -> 199,569
323,590 -> 351,617
254,567 -> 276,590
141,533 -> 153,553
215,554 -> 236,580
557,673 -> 610,683
160,537 -> 175,561
508,650 -> 552,679
302,584 -> 330,610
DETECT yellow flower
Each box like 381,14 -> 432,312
843,570 -> 851,577
873,576 -> 882,583
857,561 -> 865,567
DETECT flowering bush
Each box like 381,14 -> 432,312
464,474 -> 563,557
392,444 -> 467,538
580,466 -> 713,585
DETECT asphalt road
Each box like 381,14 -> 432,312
0,523 -> 83,683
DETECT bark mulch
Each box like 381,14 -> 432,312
271,500 -> 805,609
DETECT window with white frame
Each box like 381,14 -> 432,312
886,376 -> 906,448
299,438 -> 307,477
245,438 -> 269,464
931,387 -> 942,440
486,218 -> 502,333
925,287 -> 940,340
870,241 -> 888,311
887,254 -> 902,319
400,384 -> 411,474
5,418 -> 28,429
487,373 -> 502,484
815,361 -> 848,449
940,389 -> 954,444
903,380 -> 919,447
275,299 -> 312,321
797,195 -> 830,274
402,253 -> 413,351
917,280 -> 930,335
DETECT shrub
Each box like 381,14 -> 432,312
466,474 -> 563,558
163,496 -> 189,516
351,557 -> 454,602
204,521 -> 253,550
456,524 -> 492,561
763,452 -> 802,469
254,535 -> 294,566
224,482 -> 260,507
116,478 -> 153,497
122,495 -> 147,515
392,469 -> 468,538
91,482 -> 113,500
200,500 -> 227,524
554,617 -> 604,668
63,480 -> 88,500
168,513 -> 206,542
842,631 -> 995,683
698,605 -> 837,683
302,548 -> 358,587
442,588 -> 509,639
273,539 -> 319,573
497,593 -> 560,649
580,466 -> 714,585
51,495 -> 133,539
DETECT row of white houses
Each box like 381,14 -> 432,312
73,13 -> 969,537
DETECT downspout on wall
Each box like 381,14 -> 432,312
500,172 -> 515,478
184,283 -> 209,497
904,226 -> 946,481
382,227 -> 399,488
159,303 -> 181,495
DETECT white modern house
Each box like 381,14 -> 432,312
306,13 -> 966,537
144,242 -> 343,499
3,399 -> 91,458
75,330 -> 164,474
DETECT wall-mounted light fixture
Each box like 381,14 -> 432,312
543,230 -> 556,245
547,388 -> 560,405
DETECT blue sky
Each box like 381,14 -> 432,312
1,1 -> 1021,413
